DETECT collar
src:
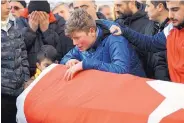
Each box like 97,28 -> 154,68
89,27 -> 101,51
123,10 -> 146,26
87,27 -> 103,51
1,14 -> 15,32
159,18 -> 170,32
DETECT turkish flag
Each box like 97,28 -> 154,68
16,64 -> 184,123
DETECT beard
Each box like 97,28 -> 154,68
171,17 -> 184,29
175,20 -> 184,30
116,9 -> 133,19
123,8 -> 133,18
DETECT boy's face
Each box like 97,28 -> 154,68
71,28 -> 96,52
36,58 -> 53,71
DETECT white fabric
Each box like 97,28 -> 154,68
163,23 -> 174,38
16,64 -> 58,123
147,80 -> 184,123
1,14 -> 16,33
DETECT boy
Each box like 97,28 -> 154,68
24,45 -> 57,89
60,9 -> 145,81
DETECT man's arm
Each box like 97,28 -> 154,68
60,47 -> 81,64
96,20 -> 172,52
122,27 -> 166,52
20,37 -> 30,83
82,38 -> 131,74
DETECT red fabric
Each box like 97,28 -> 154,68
167,28 -> 184,83
20,8 -> 56,23
24,65 -> 184,123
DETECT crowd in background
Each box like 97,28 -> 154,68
1,0 -> 184,123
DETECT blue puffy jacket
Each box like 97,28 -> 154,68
61,26 -> 145,77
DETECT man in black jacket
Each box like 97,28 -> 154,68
1,0 -> 30,122
145,0 -> 170,81
114,0 -> 157,77
17,0 -> 74,76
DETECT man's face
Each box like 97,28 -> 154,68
114,0 -> 132,17
71,28 -> 96,52
36,58 -> 53,72
1,0 -> 11,19
145,0 -> 160,22
10,2 -> 24,18
167,1 -> 184,27
53,4 -> 70,21
73,0 -> 97,19
101,7 -> 113,20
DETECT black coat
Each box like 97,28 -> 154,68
115,8 -> 157,78
1,20 -> 30,96
150,18 -> 170,81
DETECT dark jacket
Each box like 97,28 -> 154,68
1,20 -> 30,96
54,14 -> 74,59
61,26 -> 145,77
115,5 -> 157,78
150,18 -> 170,81
17,13 -> 74,76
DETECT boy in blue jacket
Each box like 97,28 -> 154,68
60,9 -> 145,81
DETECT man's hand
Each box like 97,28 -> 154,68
39,12 -> 49,32
110,25 -> 122,36
66,59 -> 80,68
64,62 -> 83,81
28,11 -> 39,32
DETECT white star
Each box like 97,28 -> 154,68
147,80 -> 184,123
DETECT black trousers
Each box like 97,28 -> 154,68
1,94 -> 17,123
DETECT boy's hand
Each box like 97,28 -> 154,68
66,59 -> 80,68
110,25 -> 122,36
64,62 -> 83,81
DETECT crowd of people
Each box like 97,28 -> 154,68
1,0 -> 184,123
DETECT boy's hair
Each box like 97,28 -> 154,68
37,45 -> 57,63
65,8 -> 96,37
